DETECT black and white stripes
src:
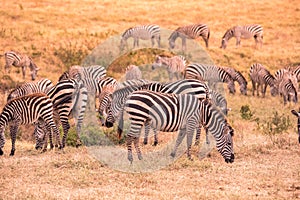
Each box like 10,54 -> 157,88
120,24 -> 161,50
220,24 -> 263,49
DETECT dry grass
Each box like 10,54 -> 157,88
0,0 -> 300,199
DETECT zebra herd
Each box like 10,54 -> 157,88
0,23 -> 299,164
120,23 -> 263,51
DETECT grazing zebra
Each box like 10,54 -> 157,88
7,78 -> 53,101
122,91 -> 234,163
120,24 -> 161,51
105,79 -> 211,145
220,24 -> 263,49
152,55 -> 186,81
184,63 -> 236,94
0,93 -> 62,156
98,86 -> 115,126
291,109 -> 300,143
2,50 -> 39,80
274,68 -> 298,105
249,63 -> 278,97
168,23 -> 210,50
221,66 -> 248,95
125,65 -> 142,81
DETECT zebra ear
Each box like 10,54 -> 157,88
291,110 -> 300,117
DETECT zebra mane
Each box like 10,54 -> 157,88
222,28 -> 234,40
168,30 -> 179,41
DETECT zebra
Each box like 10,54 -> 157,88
291,109 -> 300,143
221,66 -> 248,95
274,68 -> 298,104
152,55 -> 186,81
1,50 -> 39,80
98,86 -> 115,126
249,63 -> 278,97
0,93 -> 62,156
120,24 -> 161,51
122,91 -> 234,163
220,24 -> 263,49
168,23 -> 210,50
292,65 -> 300,82
105,79 -> 211,145
184,63 -> 236,94
7,78 -> 53,101
125,65 -> 142,80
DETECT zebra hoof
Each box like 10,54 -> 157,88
9,151 -> 15,156
194,141 -> 200,146
143,140 -> 148,145
0,149 -> 3,155
138,154 -> 143,160
153,141 -> 158,146
128,154 -> 133,163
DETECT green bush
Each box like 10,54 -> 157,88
240,105 -> 253,120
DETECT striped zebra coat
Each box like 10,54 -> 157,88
220,24 -> 263,49
221,66 -> 248,95
2,50 -> 39,80
184,63 -> 236,94
249,63 -> 278,97
168,23 -> 210,50
123,91 -> 234,163
152,55 -> 186,81
0,93 -> 62,156
120,24 -> 161,51
7,78 -> 53,101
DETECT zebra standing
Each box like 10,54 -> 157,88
2,50 -> 39,80
168,23 -> 210,50
184,63 -> 236,94
0,93 -> 62,156
7,78 -> 53,101
220,24 -> 263,49
152,55 -> 186,81
274,69 -> 298,105
105,79 -> 211,145
249,63 -> 278,97
125,65 -> 142,81
221,66 -> 248,95
291,109 -> 300,143
122,91 -> 234,163
120,24 -> 161,51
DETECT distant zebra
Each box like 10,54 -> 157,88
249,63 -> 278,97
125,65 -> 142,80
2,50 -> 39,80
291,109 -> 300,143
168,23 -> 210,50
7,78 -> 53,101
123,91 -> 234,163
220,24 -> 263,49
184,63 -> 236,94
0,93 -> 61,156
221,66 -> 248,95
105,79 -> 211,145
120,24 -> 161,51
152,55 -> 186,81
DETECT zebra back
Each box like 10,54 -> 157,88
7,78 -> 53,101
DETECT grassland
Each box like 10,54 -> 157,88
0,0 -> 300,199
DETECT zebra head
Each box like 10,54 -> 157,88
168,31 -> 178,49
152,55 -> 162,70
270,85 -> 278,96
220,38 -> 228,49
227,80 -> 236,94
219,122 -> 235,163
291,109 -> 300,143
104,95 -> 115,128
29,59 -> 39,81
34,122 -> 46,150
240,83 -> 247,95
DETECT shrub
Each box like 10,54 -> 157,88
240,104 -> 253,120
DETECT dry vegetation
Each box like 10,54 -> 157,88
0,0 -> 300,199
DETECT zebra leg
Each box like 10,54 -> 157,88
153,128 -> 158,146
251,80 -> 256,96
143,120 -> 151,145
182,37 -> 187,52
0,127 -> 6,155
61,121 -> 70,148
170,128 -> 186,158
262,84 -> 267,98
236,37 -> 241,47
194,125 -> 201,146
9,124 -> 19,156
157,35 -> 161,48
134,136 -> 143,160
126,135 -> 134,163
205,128 -> 210,145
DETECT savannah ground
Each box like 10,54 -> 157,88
0,0 -> 300,199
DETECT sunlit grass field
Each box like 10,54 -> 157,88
0,0 -> 299,199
